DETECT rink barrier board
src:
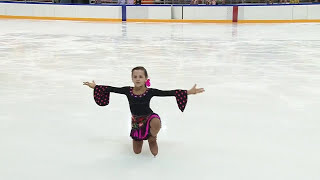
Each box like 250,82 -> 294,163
0,2 -> 123,19
126,19 -> 233,23
0,14 -> 231,22
238,4 -> 320,21
0,2 -> 320,23
238,19 -> 320,23
126,5 -> 172,20
0,15 -> 122,21
1,15 -> 318,23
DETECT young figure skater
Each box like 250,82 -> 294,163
83,66 -> 204,157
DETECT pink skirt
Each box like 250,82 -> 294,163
130,113 -> 160,141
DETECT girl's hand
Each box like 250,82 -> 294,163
83,80 -> 96,89
187,84 -> 205,95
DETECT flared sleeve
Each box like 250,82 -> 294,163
151,88 -> 188,112
174,90 -> 188,112
93,85 -> 128,106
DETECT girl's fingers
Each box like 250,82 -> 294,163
196,88 -> 205,93
83,82 -> 90,86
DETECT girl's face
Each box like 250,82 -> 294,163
132,70 -> 147,88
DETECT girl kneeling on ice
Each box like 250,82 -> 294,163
83,66 -> 204,157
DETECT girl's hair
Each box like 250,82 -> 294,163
131,66 -> 148,78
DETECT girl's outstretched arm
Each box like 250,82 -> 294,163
151,84 -> 204,112
83,80 -> 127,94
83,80 -> 128,106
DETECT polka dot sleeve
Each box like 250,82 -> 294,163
175,90 -> 188,112
151,88 -> 188,112
93,85 -> 110,106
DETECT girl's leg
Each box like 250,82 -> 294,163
133,140 -> 143,154
150,118 -> 161,137
148,118 -> 161,156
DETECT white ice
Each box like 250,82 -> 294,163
0,19 -> 320,180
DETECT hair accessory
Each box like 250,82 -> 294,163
145,79 -> 151,87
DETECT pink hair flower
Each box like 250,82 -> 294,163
145,79 -> 151,87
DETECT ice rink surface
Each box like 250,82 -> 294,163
0,19 -> 320,180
